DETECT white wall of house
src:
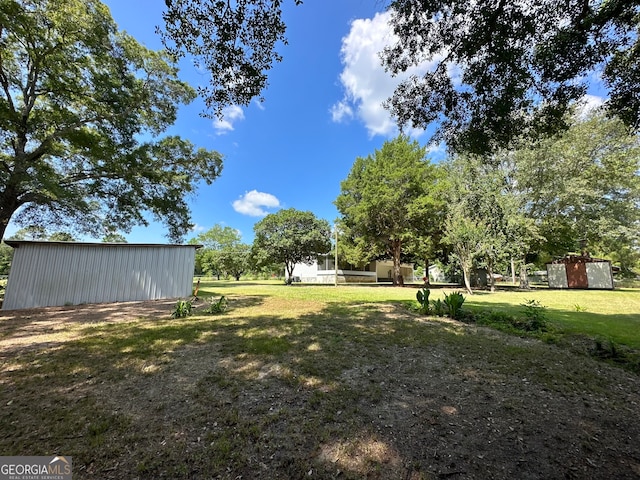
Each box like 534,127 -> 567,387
372,260 -> 415,282
3,241 -> 198,310
289,261 -> 320,282
287,258 -> 414,283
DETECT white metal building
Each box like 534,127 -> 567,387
2,241 -> 199,310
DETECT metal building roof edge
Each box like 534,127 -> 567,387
5,240 -> 202,249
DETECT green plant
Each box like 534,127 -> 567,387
574,304 -> 587,312
431,298 -> 446,317
204,295 -> 228,315
520,299 -> 548,331
416,286 -> 430,314
444,291 -> 465,319
171,299 -> 192,318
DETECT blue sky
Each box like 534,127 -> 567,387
99,0 -> 438,244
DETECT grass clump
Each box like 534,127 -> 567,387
203,295 -> 228,315
170,299 -> 192,318
465,299 -> 549,335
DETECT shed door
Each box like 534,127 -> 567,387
566,262 -> 588,288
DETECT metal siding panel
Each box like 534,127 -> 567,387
140,247 -> 152,298
3,247 -> 25,309
175,248 -> 186,296
157,247 -> 169,298
122,247 -> 134,302
115,247 -> 128,301
73,246 -> 89,304
85,247 -> 101,303
566,262 -> 588,288
91,247 -> 104,303
131,246 -> 146,301
546,264 -> 568,289
163,247 -> 173,297
146,248 -> 157,299
35,244 -> 58,307
6,248 -> 22,308
184,248 -> 195,296
586,262 -> 614,289
105,246 -> 122,303
3,243 -> 198,309
172,248 -> 182,296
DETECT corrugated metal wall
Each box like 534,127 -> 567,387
2,242 -> 197,310
547,264 -> 568,288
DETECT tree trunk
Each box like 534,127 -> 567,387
285,261 -> 295,285
424,257 -> 431,286
0,192 -> 21,242
487,259 -> 495,292
462,264 -> 473,295
510,257 -> 516,284
519,257 -> 530,289
391,239 -> 402,286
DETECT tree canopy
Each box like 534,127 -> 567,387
513,111 -> 640,274
190,224 -> 251,280
159,0 -> 639,153
0,0 -> 223,242
252,208 -> 331,282
383,0 -> 640,154
335,135 -> 443,285
161,0 -> 302,117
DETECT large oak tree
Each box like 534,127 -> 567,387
0,0 -> 223,242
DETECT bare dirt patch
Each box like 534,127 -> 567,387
1,299 -> 639,479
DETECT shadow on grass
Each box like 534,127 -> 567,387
1,298 -> 640,479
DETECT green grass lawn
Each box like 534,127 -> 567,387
199,280 -> 640,349
1,280 -> 639,479
461,287 -> 640,348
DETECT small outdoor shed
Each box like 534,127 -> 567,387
2,241 -> 199,310
546,255 -> 614,290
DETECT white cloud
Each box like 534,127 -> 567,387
331,11 -> 443,138
330,100 -> 353,123
213,105 -> 245,134
232,190 -> 281,217
252,98 -> 266,111
190,223 -> 207,233
576,94 -> 605,118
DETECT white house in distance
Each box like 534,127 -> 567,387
2,241 -> 200,310
287,254 -> 415,284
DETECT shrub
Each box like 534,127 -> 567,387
444,291 -> 465,319
171,299 -> 192,319
204,295 -> 228,315
520,299 -> 549,331
430,298 -> 446,317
